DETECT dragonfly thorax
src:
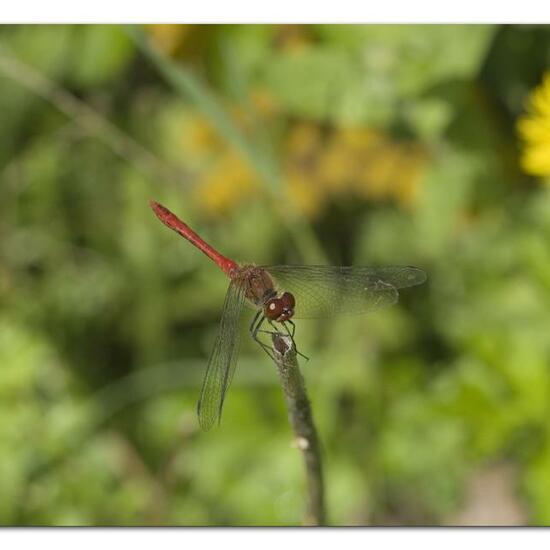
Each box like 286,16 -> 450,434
234,265 -> 275,306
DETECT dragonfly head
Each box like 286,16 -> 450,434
264,291 -> 295,323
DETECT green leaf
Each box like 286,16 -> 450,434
69,25 -> 134,87
318,24 -> 496,94
262,47 -> 395,126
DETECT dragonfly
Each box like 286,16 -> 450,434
150,200 -> 427,430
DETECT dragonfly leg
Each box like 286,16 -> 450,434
251,314 -> 309,363
258,319 -> 286,340
249,309 -> 262,334
287,320 -> 296,338
252,315 -> 300,362
250,313 -> 277,362
281,320 -> 309,362
265,320 -> 309,362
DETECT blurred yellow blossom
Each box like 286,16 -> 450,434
517,72 -> 550,178
196,150 -> 261,216
250,89 -> 280,118
145,24 -> 215,61
274,25 -> 313,52
192,117 -> 427,219
286,122 -> 323,158
182,115 -> 223,157
145,25 -> 190,57
184,114 -> 427,219
284,124 -> 428,216
286,169 -> 325,219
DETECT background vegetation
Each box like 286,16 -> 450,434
1,24 -> 550,526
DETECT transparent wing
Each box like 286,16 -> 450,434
197,280 -> 246,431
265,265 -> 426,319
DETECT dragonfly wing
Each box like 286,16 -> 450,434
265,265 -> 426,319
197,280 -> 246,430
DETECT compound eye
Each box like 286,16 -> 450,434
265,298 -> 283,320
281,292 -> 295,309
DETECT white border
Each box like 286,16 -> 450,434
0,528 -> 547,549
0,1 -> 548,545
0,0 -> 550,23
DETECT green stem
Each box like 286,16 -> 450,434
0,44 -> 183,188
272,333 -> 327,526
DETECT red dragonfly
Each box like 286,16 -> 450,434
150,201 -> 427,430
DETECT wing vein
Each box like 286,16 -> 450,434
264,265 -> 425,319
197,280 -> 246,430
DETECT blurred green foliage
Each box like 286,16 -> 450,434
1,24 -> 550,526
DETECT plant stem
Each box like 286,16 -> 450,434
272,333 -> 326,526
0,44 -> 184,189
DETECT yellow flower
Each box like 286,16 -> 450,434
183,115 -> 222,156
274,25 -> 313,52
250,88 -> 280,119
287,124 -> 428,213
286,169 -> 325,219
196,151 -> 261,216
145,25 -> 190,56
281,123 -> 325,217
517,72 -> 550,178
286,122 -> 322,158
187,111 -> 427,220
